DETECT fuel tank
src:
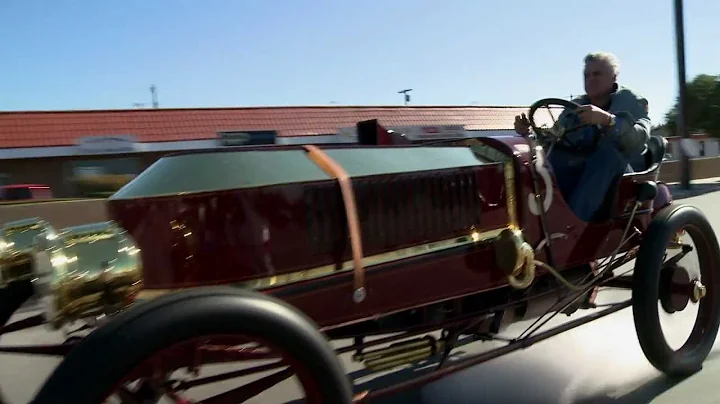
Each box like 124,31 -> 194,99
106,145 -> 515,290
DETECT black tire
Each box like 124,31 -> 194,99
633,203 -> 720,377
0,279 -> 34,327
32,286 -> 353,404
0,280 -> 34,404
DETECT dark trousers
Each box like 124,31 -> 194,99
548,137 -> 632,222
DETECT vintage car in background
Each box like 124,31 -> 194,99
0,97 -> 717,403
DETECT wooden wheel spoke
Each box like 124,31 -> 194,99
115,381 -> 195,404
176,360 -> 287,390
199,344 -> 278,361
545,105 -> 557,125
201,368 -> 295,404
114,387 -> 141,404
114,377 -> 178,404
114,385 -> 156,404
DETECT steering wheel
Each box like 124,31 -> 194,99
527,98 -> 598,154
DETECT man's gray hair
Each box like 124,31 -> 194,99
584,51 -> 620,75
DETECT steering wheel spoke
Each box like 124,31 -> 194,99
545,105 -> 558,125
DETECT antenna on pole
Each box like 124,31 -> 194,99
150,84 -> 159,108
398,89 -> 413,106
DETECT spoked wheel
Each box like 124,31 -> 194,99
633,204 -> 720,378
102,335 -> 322,403
32,288 -> 353,404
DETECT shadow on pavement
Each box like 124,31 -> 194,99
572,377 -> 681,404
669,180 -> 720,200
353,344 -> 689,404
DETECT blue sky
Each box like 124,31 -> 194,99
1,0 -> 718,124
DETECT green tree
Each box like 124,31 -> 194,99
665,74 -> 720,137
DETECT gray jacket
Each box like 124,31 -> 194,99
549,85 -> 652,158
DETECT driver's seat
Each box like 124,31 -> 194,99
645,135 -> 668,170
629,135 -> 668,172
594,135 -> 668,222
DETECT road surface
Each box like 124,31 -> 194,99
3,182 -> 720,403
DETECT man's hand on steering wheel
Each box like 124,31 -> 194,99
576,104 -> 614,126
514,113 -> 531,135
525,98 -> 599,154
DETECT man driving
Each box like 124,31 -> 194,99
515,51 -> 652,222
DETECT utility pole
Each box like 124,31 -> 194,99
398,89 -> 413,106
150,84 -> 159,108
674,0 -> 691,189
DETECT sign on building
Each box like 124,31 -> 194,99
337,124 -> 468,141
407,125 -> 468,140
75,135 -> 139,154
217,131 -> 277,146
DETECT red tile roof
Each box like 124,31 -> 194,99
0,105 -> 556,149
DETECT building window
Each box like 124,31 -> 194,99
68,157 -> 142,198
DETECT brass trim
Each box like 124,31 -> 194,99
0,218 -> 56,287
136,227 -> 507,301
507,241 -> 536,289
33,221 -> 144,329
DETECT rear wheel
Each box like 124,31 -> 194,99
33,287 -> 353,404
633,204 -> 720,377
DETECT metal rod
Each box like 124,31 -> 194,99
603,276 -> 634,289
674,0 -> 691,189
0,313 -> 45,335
329,283 -> 571,344
0,343 -> 76,356
353,300 -> 632,402
515,279 -> 593,340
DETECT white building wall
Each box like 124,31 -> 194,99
702,139 -> 720,157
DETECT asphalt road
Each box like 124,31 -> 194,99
3,183 -> 720,404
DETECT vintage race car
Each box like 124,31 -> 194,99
0,97 -> 717,403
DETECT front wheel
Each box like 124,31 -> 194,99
33,287 -> 353,404
633,204 -> 720,377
